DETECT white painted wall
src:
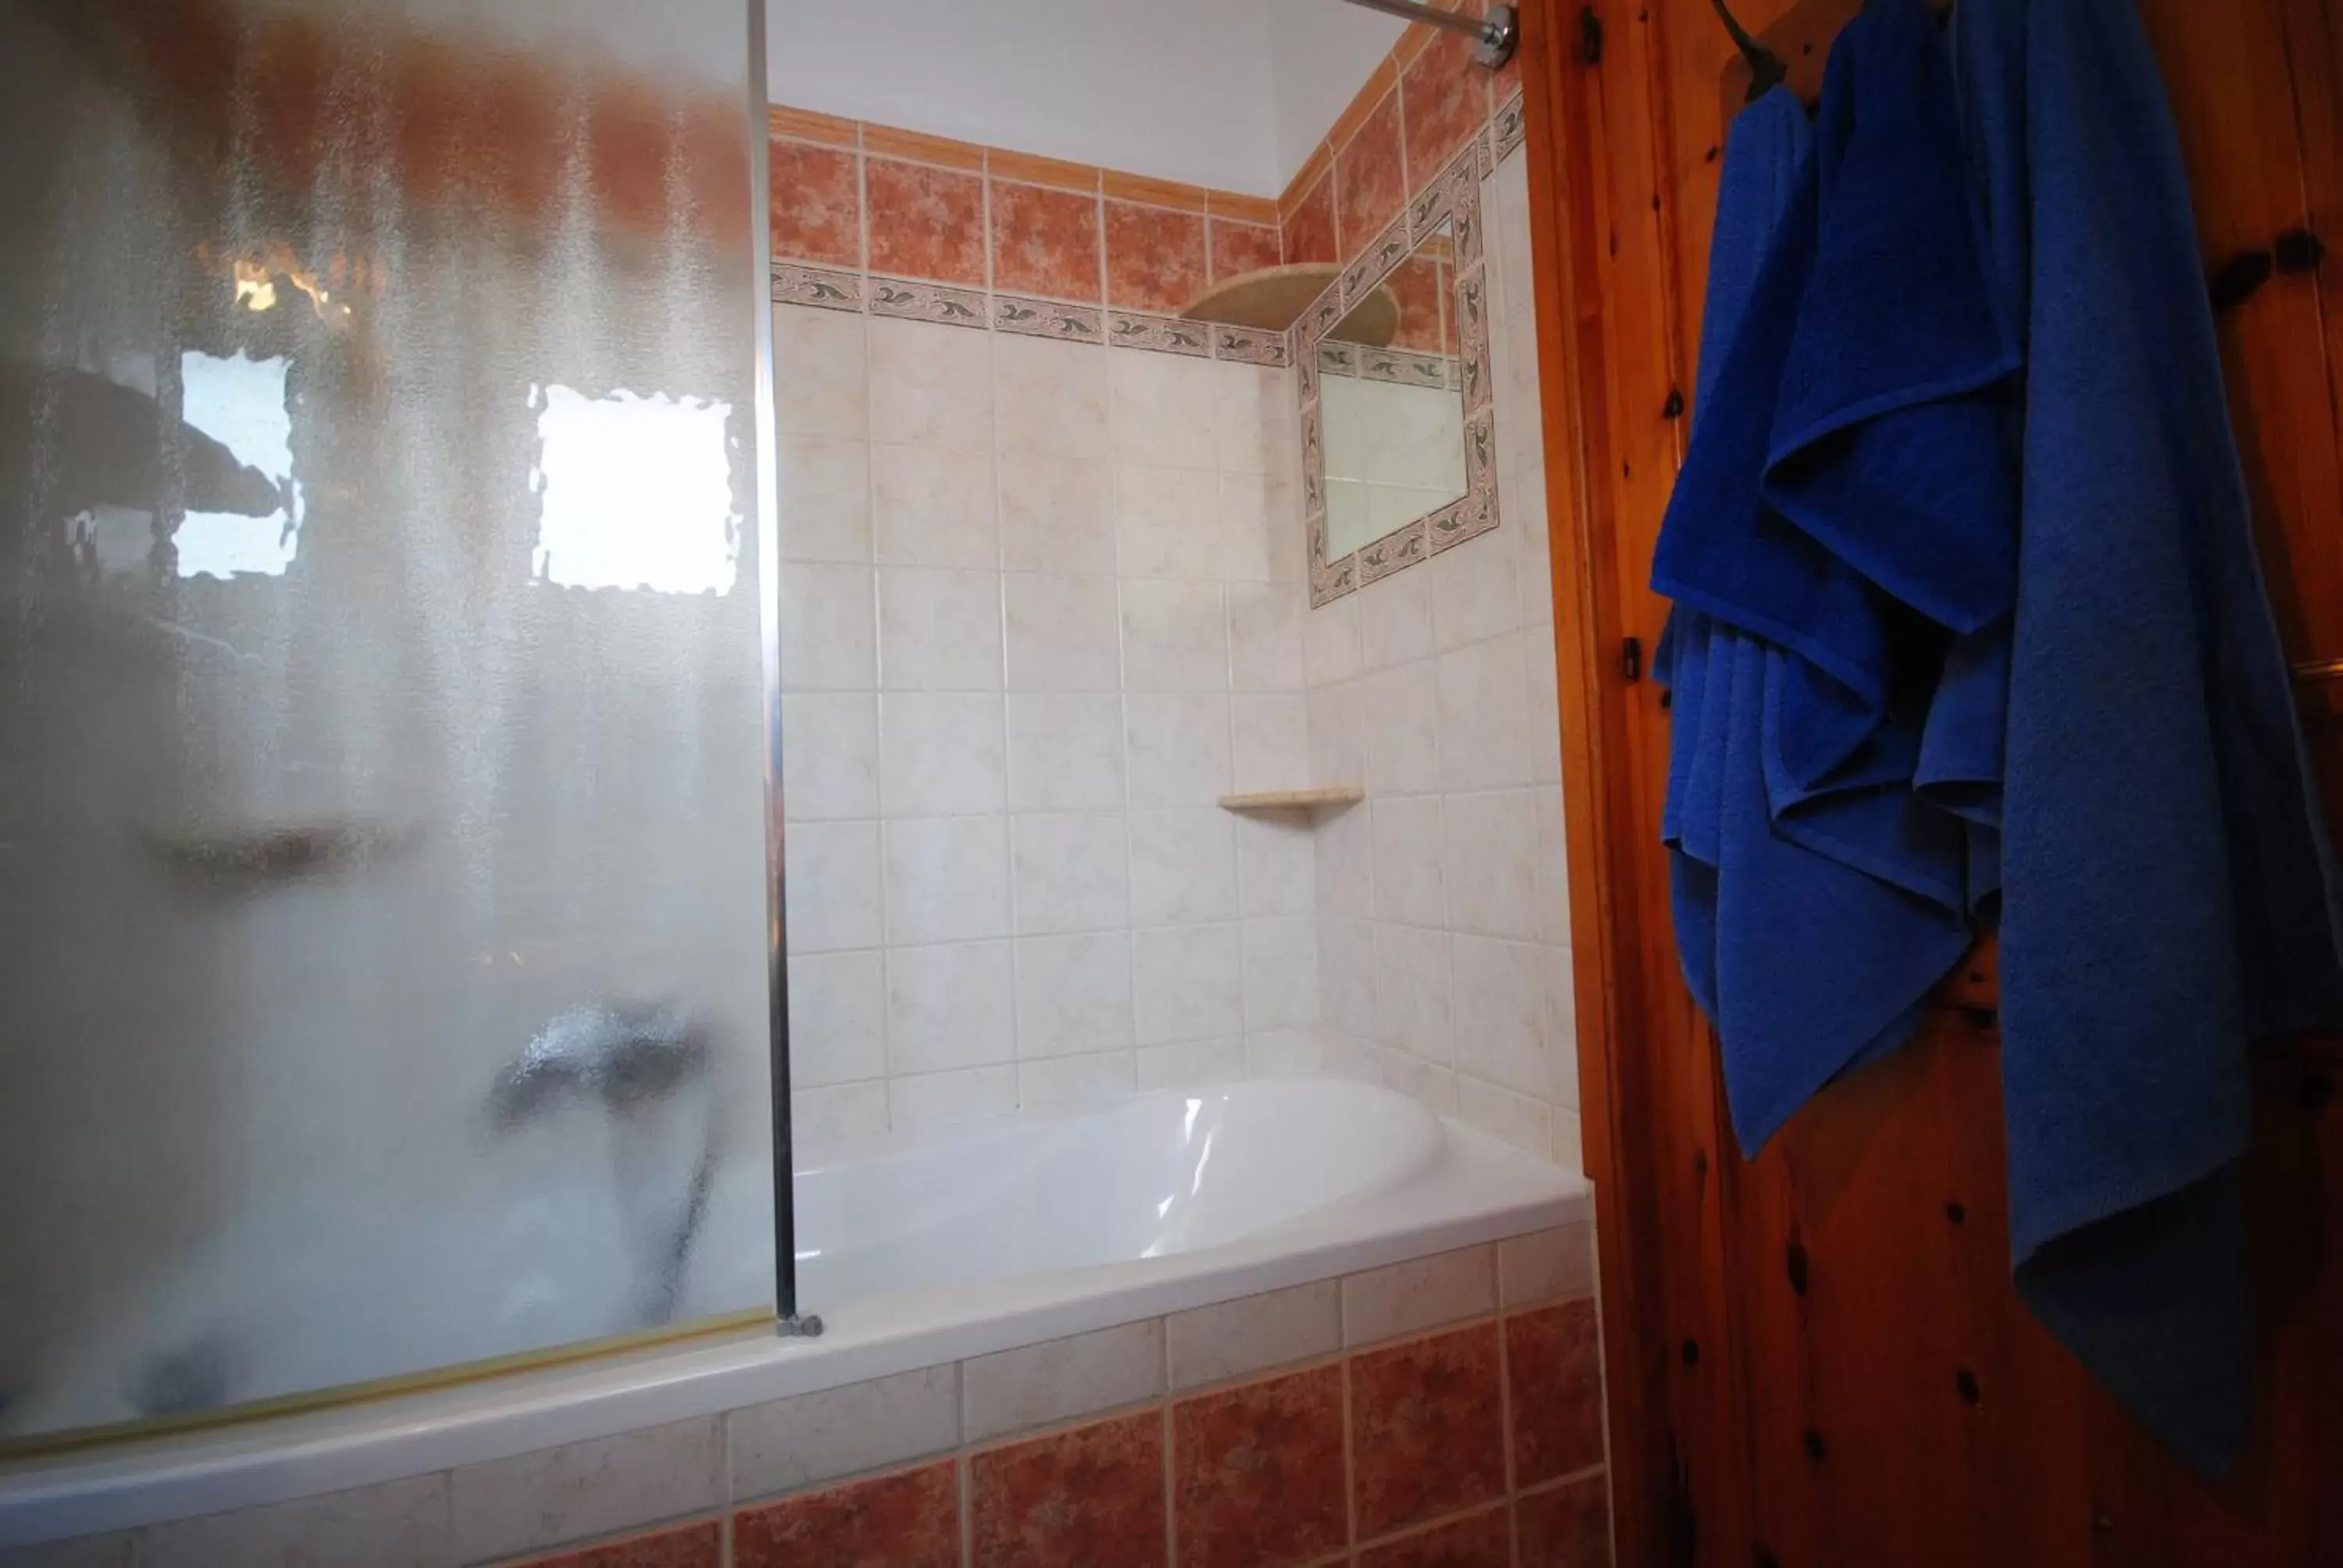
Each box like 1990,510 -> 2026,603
767,0 -> 1406,196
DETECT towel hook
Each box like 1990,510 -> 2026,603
1710,0 -> 1788,102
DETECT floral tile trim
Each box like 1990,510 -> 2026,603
1457,267 -> 1492,412
1353,346 -> 1454,390
869,276 -> 988,328
1493,92 -> 1528,162
771,264 -> 864,313
994,294 -> 1104,343
1357,517 -> 1430,586
1213,325 -> 1291,367
1107,311 -> 1212,358
1343,217 -> 1414,312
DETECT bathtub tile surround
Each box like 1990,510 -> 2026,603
1170,1364 -> 1348,1568
1351,1324 -> 1509,1538
1507,1302 -> 1606,1486
734,1460 -> 957,1568
970,1410 -> 1166,1568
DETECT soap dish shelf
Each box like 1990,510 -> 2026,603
1217,787 -> 1367,812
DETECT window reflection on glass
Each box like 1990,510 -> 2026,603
530,385 -> 738,595
176,349 -> 297,579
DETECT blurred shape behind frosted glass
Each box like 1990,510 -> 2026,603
0,0 -> 774,1441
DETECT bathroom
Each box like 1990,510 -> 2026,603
5,0 -> 2343,1564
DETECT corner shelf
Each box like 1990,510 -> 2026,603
1217,787 -> 1367,812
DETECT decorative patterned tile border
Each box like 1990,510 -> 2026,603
770,263 -> 864,313
993,295 -> 1104,344
1107,311 -> 1212,358
868,276 -> 988,329
1210,326 -> 1291,368
1493,91 -> 1528,162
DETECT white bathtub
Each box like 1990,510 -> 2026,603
0,1078 -> 1588,1546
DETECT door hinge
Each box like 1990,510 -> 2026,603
1578,4 -> 1605,65
1621,635 -> 1643,683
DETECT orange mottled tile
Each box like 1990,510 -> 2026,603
1328,58 -> 1401,163
768,137 -> 861,269
1279,141 -> 1336,223
1172,1363 -> 1348,1568
1282,171 -> 1339,268
1208,217 -> 1282,283
1104,200 -> 1208,314
1400,19 -> 1491,192
865,157 -> 986,286
515,1519 -> 722,1568
1515,1474 -> 1612,1566
992,180 -> 1103,302
1507,1299 -> 1606,1486
970,1409 -> 1167,1568
1385,255 -> 1450,352
732,1460 -> 959,1568
1350,1324 -> 1506,1538
1336,89 -> 1407,260
1359,1506 -> 1511,1568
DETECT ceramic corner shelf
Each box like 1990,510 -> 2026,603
1216,787 -> 1368,812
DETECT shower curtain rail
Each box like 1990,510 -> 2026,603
1331,0 -> 1519,68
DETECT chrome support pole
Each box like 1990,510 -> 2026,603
1329,0 -> 1520,69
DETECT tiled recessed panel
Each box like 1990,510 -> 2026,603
1336,91 -> 1407,261
1115,465 -> 1225,581
1342,1244 -> 1496,1347
1124,693 -> 1234,808
1111,349 -> 1219,469
1235,812 -> 1317,918
1371,795 -> 1448,928
992,180 -> 1105,303
1122,579 -> 1231,692
865,157 -> 987,287
962,1320 -> 1167,1444
1164,1279 -> 1342,1391
772,304 -> 868,439
1442,789 -> 1542,939
1448,935 -> 1553,1099
1015,931 -> 1137,1058
1104,200 -> 1208,315
969,1409 -> 1168,1568
882,815 -> 1012,945
1019,1048 -> 1139,1114
872,442 -> 998,569
1497,1222 -> 1597,1309
776,433 -> 872,564
1171,1364 -> 1348,1568
511,1518 -> 724,1568
140,1477 -> 449,1568
779,562 -> 876,690
995,333 -> 1113,460
783,820 -> 883,953
733,1460 -> 959,1568
1507,1299 -> 1607,1485
786,950 -> 886,1088
1005,692 -> 1129,811
1003,572 -> 1122,693
890,1064 -> 1019,1129
1131,922 -> 1244,1046
1400,24 -> 1492,196
1011,813 -> 1132,935
868,315 -> 994,451
886,940 -> 1017,1075
729,1366 -> 962,1501
1349,1324 -> 1507,1538
879,691 -> 1007,818
999,451 -> 1116,576
769,137 -> 861,270
1372,921 -> 1453,1065
877,566 -> 1005,691
1240,916 -> 1321,1032
1283,171 -> 1339,267
448,1419 -> 723,1565
1127,808 -> 1239,925
1435,633 -> 1533,791
780,692 -> 879,820
1514,1474 -> 1613,1568
1357,1504 -> 1510,1568
1208,216 -> 1284,282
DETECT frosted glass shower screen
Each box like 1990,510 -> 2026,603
0,0 -> 777,1441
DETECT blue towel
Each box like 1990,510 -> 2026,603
1956,0 -> 2343,1475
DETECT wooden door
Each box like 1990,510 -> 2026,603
1515,0 -> 2343,1563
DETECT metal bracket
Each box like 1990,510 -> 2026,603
776,1313 -> 826,1338
1476,4 -> 1521,69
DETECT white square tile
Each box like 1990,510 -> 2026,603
1373,920 -> 1452,1064
868,314 -> 992,451
994,332 -> 1110,458
1306,680 -> 1367,788
1214,362 -> 1300,477
1018,1049 -> 1138,1114
1429,529 -> 1522,650
961,1319 -> 1164,1444
1524,621 -> 1563,784
1319,917 -> 1378,1038
1241,916 -> 1319,1031
1124,693 -> 1233,807
886,940 -> 1016,1074
1371,795 -> 1446,927
1361,665 -> 1441,796
890,1064 -> 1018,1129
1443,789 -> 1543,939
1230,695 -> 1311,796
1011,814 -> 1131,935
879,692 -> 1006,817
1115,464 -> 1223,579
728,1366 -> 959,1501
1459,1074 -> 1554,1160
878,566 -> 1004,691
1015,932 -> 1135,1058
1450,934 -> 1551,1098
1137,1035 -> 1249,1089
448,1420 -> 722,1563
780,562 -> 876,691
793,1082 -> 888,1139
1005,693 -> 1127,811
1435,632 -> 1533,790
1340,1245 -> 1496,1347
999,450 -> 1115,575
1546,943 -> 1582,1110
1246,1027 -> 1328,1075
1004,572 -> 1122,692
781,693 -> 879,820
1132,922 -> 1244,1045
777,433 -> 872,563
1510,464 -> 1555,627
1536,785 -> 1574,948
1111,348 -> 1218,469
773,304 -> 867,438
1122,578 -> 1229,692
1227,582 -> 1307,693
1166,1280 -> 1339,1392
1498,1222 -> 1597,1307
1359,568 -> 1435,669
882,816 -> 1011,945
1382,1049 -> 1460,1117
787,950 -> 885,1088
1314,792 -> 1375,918
1127,808 -> 1238,925
1235,812 -> 1315,918
784,820 -> 883,953
1302,594 -> 1364,686
142,1478 -> 448,1568
1214,472 -> 1283,583
872,442 -> 998,568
